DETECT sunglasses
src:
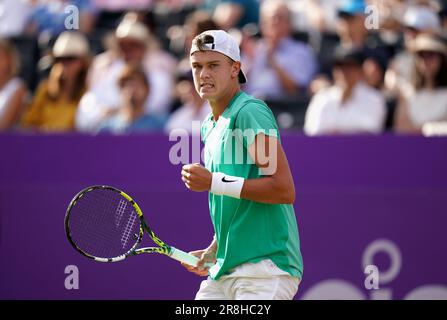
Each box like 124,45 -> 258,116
416,51 -> 440,59
338,12 -> 356,20
404,26 -> 419,34
118,40 -> 145,50
54,56 -> 79,63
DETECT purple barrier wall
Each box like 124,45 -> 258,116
0,133 -> 446,299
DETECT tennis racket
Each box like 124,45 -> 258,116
65,185 -> 208,267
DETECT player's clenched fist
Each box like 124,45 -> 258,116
181,163 -> 212,192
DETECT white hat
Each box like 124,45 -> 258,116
116,20 -> 149,45
53,31 -> 89,58
403,5 -> 441,32
190,30 -> 247,83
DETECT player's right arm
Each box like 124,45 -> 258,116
182,237 -> 217,276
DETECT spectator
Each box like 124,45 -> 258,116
394,33 -> 447,134
385,4 -> 441,97
243,0 -> 317,99
0,39 -> 28,130
304,47 -> 386,135
336,0 -> 367,48
98,63 -> 165,134
76,15 -> 176,132
311,0 -> 390,95
20,31 -> 89,132
164,70 -> 209,135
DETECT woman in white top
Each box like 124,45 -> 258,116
0,39 -> 27,130
394,33 -> 447,133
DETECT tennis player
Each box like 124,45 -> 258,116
181,30 -> 303,300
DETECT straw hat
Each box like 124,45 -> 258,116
410,33 -> 447,55
52,31 -> 90,58
115,19 -> 150,45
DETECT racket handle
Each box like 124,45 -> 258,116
169,246 -> 199,266
169,246 -> 214,268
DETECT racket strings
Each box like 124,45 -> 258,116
120,212 -> 137,249
67,188 -> 141,259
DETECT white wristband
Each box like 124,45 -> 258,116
210,172 -> 245,199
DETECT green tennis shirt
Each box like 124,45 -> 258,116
201,91 -> 303,280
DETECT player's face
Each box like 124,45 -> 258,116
190,50 -> 239,101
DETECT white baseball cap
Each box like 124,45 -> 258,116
403,5 -> 441,32
190,30 -> 247,84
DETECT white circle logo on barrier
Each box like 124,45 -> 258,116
362,239 -> 401,285
300,239 -> 447,300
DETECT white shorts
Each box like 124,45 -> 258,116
195,259 -> 301,300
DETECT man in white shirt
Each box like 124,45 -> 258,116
304,47 -> 386,135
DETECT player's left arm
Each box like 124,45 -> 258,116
181,133 -> 295,204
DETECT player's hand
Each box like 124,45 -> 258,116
181,163 -> 212,192
181,249 -> 216,276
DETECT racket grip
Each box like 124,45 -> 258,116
169,246 -> 200,266
169,246 -> 215,268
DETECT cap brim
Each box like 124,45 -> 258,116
238,69 -> 247,84
337,10 -> 355,18
337,7 -> 365,18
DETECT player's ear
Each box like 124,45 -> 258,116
231,61 -> 241,80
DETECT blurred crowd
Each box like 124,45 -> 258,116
0,0 -> 446,135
